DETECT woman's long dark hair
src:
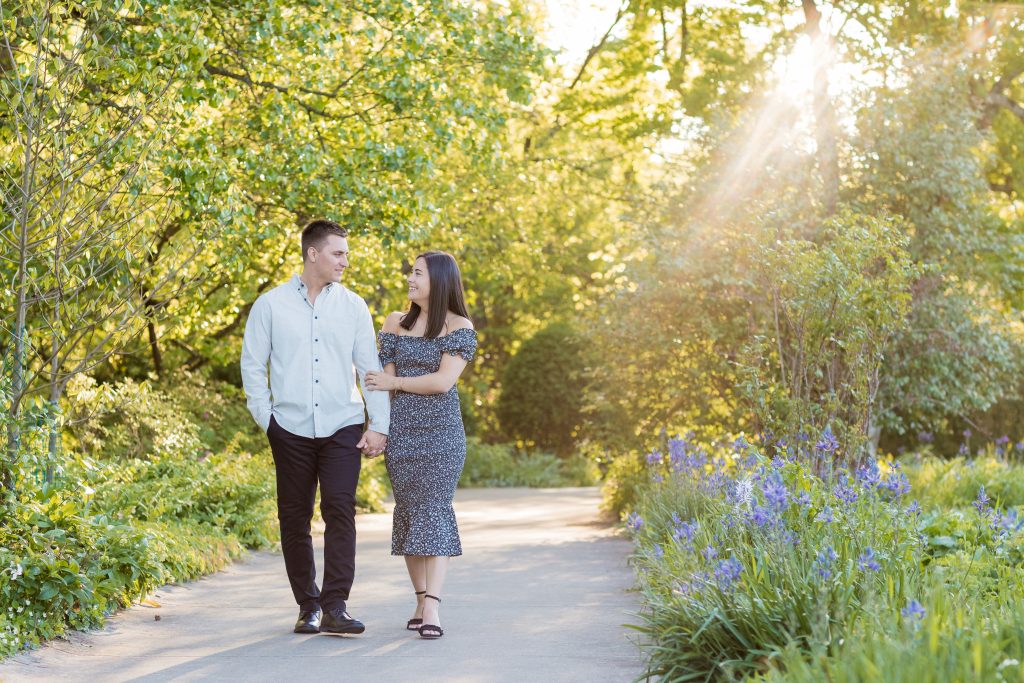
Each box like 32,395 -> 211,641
400,251 -> 470,338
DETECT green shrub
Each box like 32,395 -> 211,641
601,449 -> 648,516
904,452 -> 1024,510
356,456 -> 390,513
496,321 -> 586,455
459,438 -> 599,487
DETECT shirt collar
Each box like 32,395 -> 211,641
291,274 -> 340,293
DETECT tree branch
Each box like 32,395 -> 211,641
568,0 -> 628,91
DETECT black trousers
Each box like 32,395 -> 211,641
266,416 -> 363,612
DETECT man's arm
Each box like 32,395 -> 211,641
240,296 -> 274,433
352,300 -> 390,437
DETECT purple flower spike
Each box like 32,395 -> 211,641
974,486 -> 991,514
813,546 -> 838,580
763,472 -> 789,511
902,600 -> 926,621
626,512 -> 644,532
714,558 -> 743,591
815,426 -> 839,456
857,547 -> 881,572
750,505 -> 774,527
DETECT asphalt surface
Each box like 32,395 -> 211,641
0,487 -> 643,683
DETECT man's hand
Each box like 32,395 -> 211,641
357,429 -> 388,457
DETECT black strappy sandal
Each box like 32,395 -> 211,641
418,594 -> 444,639
406,591 -> 426,631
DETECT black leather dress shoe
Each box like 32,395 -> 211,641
294,607 -> 322,634
320,608 -> 365,634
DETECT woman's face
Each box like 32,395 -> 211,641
407,257 -> 430,305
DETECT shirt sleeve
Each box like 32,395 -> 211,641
353,300 -> 390,435
240,295 -> 274,433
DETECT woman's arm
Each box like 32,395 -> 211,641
367,319 -> 473,395
391,354 -> 468,395
366,353 -> 468,395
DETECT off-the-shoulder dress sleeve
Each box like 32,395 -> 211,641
442,328 -> 477,362
378,331 -> 399,366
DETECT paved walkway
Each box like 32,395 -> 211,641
0,488 -> 643,682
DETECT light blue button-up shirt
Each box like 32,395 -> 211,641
240,275 -> 389,438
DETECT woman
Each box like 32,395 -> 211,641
364,251 -> 476,640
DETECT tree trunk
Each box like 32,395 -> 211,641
7,92 -> 36,492
148,319 -> 163,378
46,382 -> 62,485
802,0 -> 840,214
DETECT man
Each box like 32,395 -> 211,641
241,219 -> 389,635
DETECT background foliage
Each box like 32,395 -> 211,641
3,0 -> 1024,669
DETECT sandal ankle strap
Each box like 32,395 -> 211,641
414,590 -> 426,595
424,594 -> 441,603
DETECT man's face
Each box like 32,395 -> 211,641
309,235 -> 349,283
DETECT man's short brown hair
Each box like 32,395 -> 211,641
300,219 -> 348,261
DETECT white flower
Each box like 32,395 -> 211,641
9,564 -> 22,581
735,476 -> 754,511
998,659 -> 1020,671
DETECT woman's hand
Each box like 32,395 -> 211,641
365,370 -> 397,391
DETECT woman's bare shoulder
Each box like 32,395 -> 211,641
382,311 -> 405,333
446,315 -> 474,332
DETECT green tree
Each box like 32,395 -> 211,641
497,322 -> 585,456
0,0 -> 205,485
853,62 -> 1024,437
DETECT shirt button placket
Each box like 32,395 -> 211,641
312,308 -> 319,436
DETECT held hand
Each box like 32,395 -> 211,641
358,429 -> 388,458
364,370 -> 397,391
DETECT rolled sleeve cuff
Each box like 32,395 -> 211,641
367,418 -> 389,436
257,409 -> 273,434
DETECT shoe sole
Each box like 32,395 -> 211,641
321,625 -> 366,635
294,626 -> 320,634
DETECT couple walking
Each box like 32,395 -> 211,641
240,219 -> 476,640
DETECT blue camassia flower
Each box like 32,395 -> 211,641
714,557 -> 743,591
671,513 -> 699,546
856,461 -> 881,490
902,599 -> 926,621
857,547 -> 881,572
750,505 -> 774,527
815,425 -> 839,456
974,486 -> 991,514
813,546 -> 838,580
763,472 -> 789,511
626,511 -> 644,532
